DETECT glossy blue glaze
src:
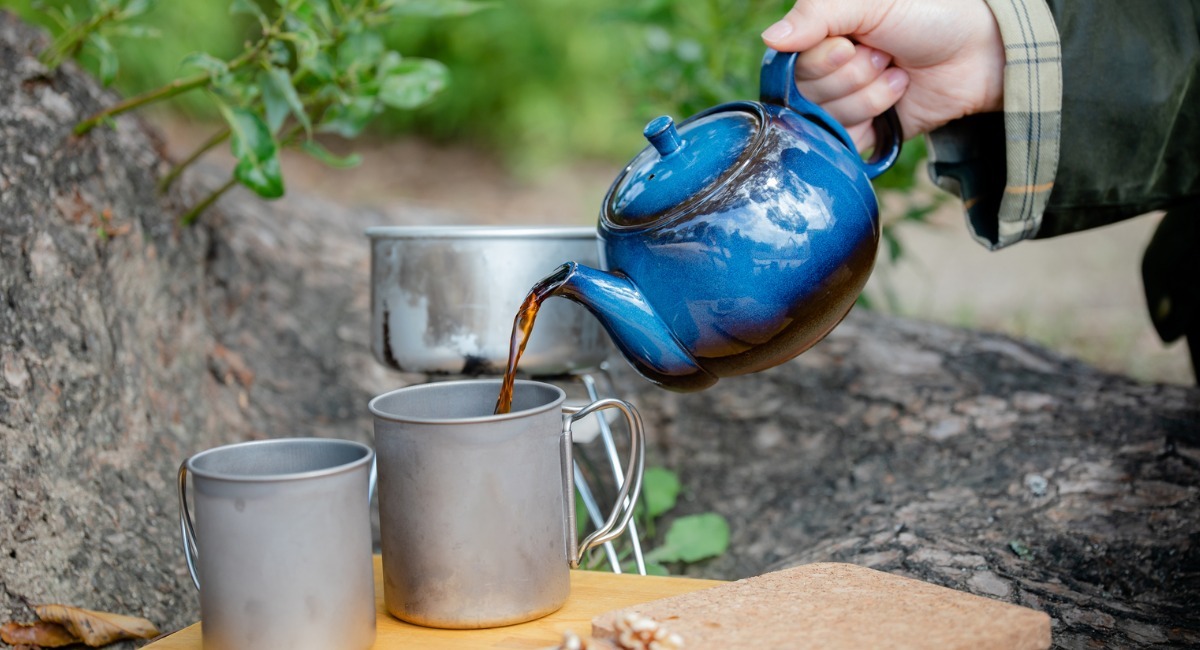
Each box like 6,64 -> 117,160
556,49 -> 900,392
613,111 -> 760,226
552,263 -> 717,390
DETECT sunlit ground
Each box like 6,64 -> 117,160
159,116 -> 1194,387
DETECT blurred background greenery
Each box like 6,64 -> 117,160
5,0 -> 929,174
8,0 -> 803,170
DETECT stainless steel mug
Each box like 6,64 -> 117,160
369,379 -> 645,629
177,438 -> 376,650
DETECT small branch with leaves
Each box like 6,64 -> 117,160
45,0 -> 489,225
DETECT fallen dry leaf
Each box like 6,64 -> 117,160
0,620 -> 79,647
34,604 -> 159,646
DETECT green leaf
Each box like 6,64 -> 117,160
640,467 -> 681,521
903,201 -> 939,223
574,490 -> 590,540
380,0 -> 493,18
260,74 -> 289,133
181,51 -> 229,76
266,39 -> 291,67
317,95 -> 378,138
643,561 -> 670,576
336,32 -> 384,77
230,0 -> 269,26
261,66 -> 310,135
291,0 -> 333,30
644,513 -> 730,564
180,52 -> 235,91
300,140 -> 361,168
120,0 -> 152,18
1009,540 -> 1033,560
218,105 -> 285,199
38,2 -> 74,30
299,50 -> 336,83
378,57 -> 448,110
87,33 -> 118,86
883,229 -> 902,263
281,16 -> 322,69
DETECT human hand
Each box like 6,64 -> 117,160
762,0 -> 1005,151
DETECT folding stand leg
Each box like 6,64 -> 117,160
580,371 -> 646,575
574,461 -> 622,572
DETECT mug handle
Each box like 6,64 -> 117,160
760,48 -> 903,180
177,461 -> 201,590
561,399 -> 645,569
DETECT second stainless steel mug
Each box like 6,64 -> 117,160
369,379 -> 645,629
177,438 -> 376,650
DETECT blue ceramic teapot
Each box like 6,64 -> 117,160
549,49 -> 902,391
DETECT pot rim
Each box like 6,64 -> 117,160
365,225 -> 597,240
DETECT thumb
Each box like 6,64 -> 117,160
762,1 -> 878,53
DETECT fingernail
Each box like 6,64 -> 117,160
828,42 -> 854,66
870,50 -> 888,70
886,68 -> 908,92
761,20 -> 793,42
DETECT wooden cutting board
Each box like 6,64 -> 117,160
593,562 -> 1052,649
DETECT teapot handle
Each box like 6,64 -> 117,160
760,48 -> 902,180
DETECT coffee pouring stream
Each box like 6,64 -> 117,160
518,48 -> 903,393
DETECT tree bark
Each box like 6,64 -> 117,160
0,11 -> 441,640
619,311 -> 1200,649
1,11 -> 1197,650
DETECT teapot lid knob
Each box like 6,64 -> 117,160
644,116 -> 683,157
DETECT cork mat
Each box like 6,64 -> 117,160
593,563 -> 1051,649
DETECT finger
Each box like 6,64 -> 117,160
818,67 -> 909,130
844,121 -> 875,154
796,45 -> 892,104
793,37 -> 856,81
762,1 -> 879,53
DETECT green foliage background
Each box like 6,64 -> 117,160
7,0 -> 804,170
6,0 -> 932,179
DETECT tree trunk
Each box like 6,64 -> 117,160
615,312 -> 1199,649
1,11 -> 1197,650
0,11 -> 438,639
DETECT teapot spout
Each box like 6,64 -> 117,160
550,262 -> 717,392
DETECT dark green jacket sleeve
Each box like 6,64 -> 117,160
1040,0 -> 1200,238
926,0 -> 1200,248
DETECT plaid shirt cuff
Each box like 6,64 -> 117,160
926,0 -> 1062,250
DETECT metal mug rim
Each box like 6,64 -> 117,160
184,437 -> 374,484
368,379 -> 566,425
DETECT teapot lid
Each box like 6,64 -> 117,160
604,105 -> 762,227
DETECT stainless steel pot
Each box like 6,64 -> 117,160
367,226 -> 610,375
